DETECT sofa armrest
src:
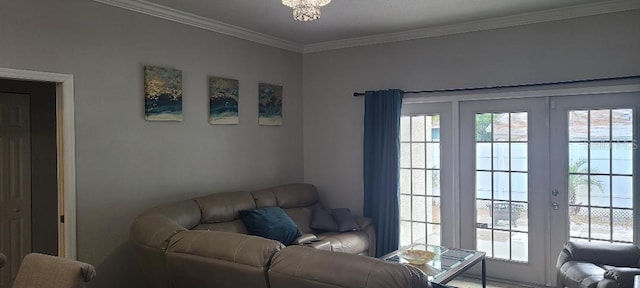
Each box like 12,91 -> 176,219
564,241 -> 640,267
603,267 -> 640,288
355,216 -> 373,230
556,247 -> 571,269
355,216 -> 376,257
167,230 -> 284,268
131,214 -> 187,250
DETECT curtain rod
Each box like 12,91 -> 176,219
352,75 -> 640,97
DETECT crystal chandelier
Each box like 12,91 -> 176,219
282,0 -> 331,22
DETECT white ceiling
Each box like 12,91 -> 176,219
96,0 -> 640,52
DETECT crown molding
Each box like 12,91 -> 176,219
92,0 -> 303,53
303,0 -> 640,53
93,0 -> 640,54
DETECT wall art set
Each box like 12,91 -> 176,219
143,65 -> 282,125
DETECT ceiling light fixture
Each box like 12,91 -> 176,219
282,0 -> 331,22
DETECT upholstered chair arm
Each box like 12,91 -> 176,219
167,230 -> 284,268
355,216 -> 374,230
556,247 -> 572,270
601,267 -> 640,288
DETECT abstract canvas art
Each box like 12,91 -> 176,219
144,65 -> 183,121
258,83 -> 282,126
209,76 -> 239,124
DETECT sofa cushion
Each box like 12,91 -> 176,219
318,231 -> 370,255
310,206 -> 339,232
195,191 -> 256,223
240,207 -> 302,245
604,267 -> 640,288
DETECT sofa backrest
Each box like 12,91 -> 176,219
250,183 -> 320,234
192,191 -> 254,233
133,184 -> 323,243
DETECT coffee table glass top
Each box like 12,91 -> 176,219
383,243 -> 485,283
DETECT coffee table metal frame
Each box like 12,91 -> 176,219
382,244 -> 486,288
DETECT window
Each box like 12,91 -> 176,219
568,109 -> 634,243
400,115 -> 441,246
475,112 -> 529,262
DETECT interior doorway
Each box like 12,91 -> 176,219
0,67 -> 77,288
0,79 -> 58,287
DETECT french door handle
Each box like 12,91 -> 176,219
551,203 -> 559,210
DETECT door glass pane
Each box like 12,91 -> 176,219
411,143 -> 425,168
612,109 -> 633,140
511,112 -> 528,141
511,232 -> 528,262
612,176 -> 632,209
493,143 -> 509,171
412,116 -> 426,142
569,111 -> 589,141
511,143 -> 528,172
511,172 -> 528,202
476,113 -> 492,141
590,142 -> 610,174
476,171 -> 492,199
400,115 -> 441,246
493,172 -> 510,201
476,143 -> 492,170
412,169 -> 426,195
493,113 -> 510,141
400,117 -> 410,142
612,143 -> 633,175
567,109 -> 634,243
475,112 -> 528,262
590,110 -> 610,141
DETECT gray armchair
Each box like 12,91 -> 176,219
557,241 -> 640,288
1,252 -> 96,288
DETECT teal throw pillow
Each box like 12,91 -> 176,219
240,206 -> 302,245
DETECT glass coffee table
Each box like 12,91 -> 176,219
382,244 -> 486,288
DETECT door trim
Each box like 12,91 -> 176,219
0,67 -> 76,259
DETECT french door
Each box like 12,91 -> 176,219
401,91 -> 637,285
549,93 -> 638,282
459,97 -> 548,285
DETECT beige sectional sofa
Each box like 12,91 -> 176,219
130,183 -> 430,288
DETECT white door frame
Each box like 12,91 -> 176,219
0,67 -> 77,259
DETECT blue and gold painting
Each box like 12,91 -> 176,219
258,83 -> 282,126
209,77 -> 239,124
144,65 -> 183,121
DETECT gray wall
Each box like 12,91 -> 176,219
0,0 -> 303,287
302,10 -> 640,215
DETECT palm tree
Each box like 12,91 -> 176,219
568,158 -> 606,215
